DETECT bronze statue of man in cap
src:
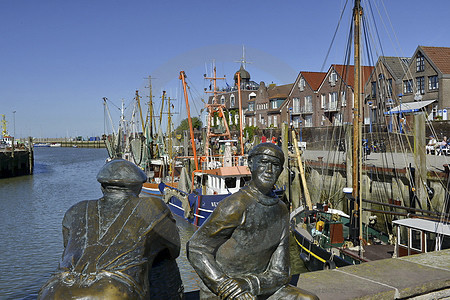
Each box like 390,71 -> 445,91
187,143 -> 318,299
39,159 -> 183,299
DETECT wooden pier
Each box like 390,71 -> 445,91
0,145 -> 33,178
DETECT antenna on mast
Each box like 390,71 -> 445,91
235,45 -> 252,69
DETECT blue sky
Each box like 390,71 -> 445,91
1,0 -> 449,138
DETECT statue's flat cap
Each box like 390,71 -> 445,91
97,158 -> 147,186
248,142 -> 284,165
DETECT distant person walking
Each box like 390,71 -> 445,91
261,135 -> 267,143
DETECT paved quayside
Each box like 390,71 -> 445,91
296,249 -> 450,299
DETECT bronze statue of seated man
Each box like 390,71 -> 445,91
39,159 -> 183,299
187,143 -> 318,299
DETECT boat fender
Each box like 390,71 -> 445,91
316,220 -> 325,232
323,260 -> 336,270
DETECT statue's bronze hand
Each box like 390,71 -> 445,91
234,292 -> 256,300
217,278 -> 253,299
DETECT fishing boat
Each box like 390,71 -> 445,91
393,217 -> 450,257
290,0 -> 450,271
103,81 -> 181,194
157,66 -> 254,226
33,143 -> 50,147
290,0 -> 397,271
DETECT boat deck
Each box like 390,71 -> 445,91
342,244 -> 394,262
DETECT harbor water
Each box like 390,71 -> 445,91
0,147 -> 306,299
0,147 -> 201,299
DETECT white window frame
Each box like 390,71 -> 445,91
304,95 -> 312,112
410,228 -> 422,252
305,115 -> 312,127
428,75 -> 438,90
321,94 -> 326,109
299,77 -> 305,91
341,91 -> 347,107
293,97 -> 300,113
230,94 -> 235,107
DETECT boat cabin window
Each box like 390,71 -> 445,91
225,177 -> 236,189
240,176 -> 250,187
411,229 -> 422,252
426,232 -> 436,252
398,226 -> 408,247
440,236 -> 450,251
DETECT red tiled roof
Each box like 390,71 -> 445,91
301,72 -> 327,91
333,64 -> 374,91
420,46 -> 450,74
201,166 -> 251,176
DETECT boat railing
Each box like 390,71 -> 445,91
201,154 -> 248,170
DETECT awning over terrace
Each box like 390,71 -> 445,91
384,99 -> 435,115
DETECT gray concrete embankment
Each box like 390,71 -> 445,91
297,150 -> 449,228
301,150 -> 450,173
297,249 -> 450,299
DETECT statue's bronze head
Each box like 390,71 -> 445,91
248,142 -> 284,165
97,159 -> 147,196
248,143 -> 284,194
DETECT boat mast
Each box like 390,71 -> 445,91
179,71 -> 199,170
160,91 -> 166,129
353,0 -> 364,257
204,64 -> 231,154
135,90 -> 146,134
145,76 -> 155,159
236,72 -> 244,155
1,115 -> 7,137
167,95 -> 173,176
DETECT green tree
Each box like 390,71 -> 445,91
175,117 -> 203,133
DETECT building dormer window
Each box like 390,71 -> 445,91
249,92 -> 256,100
230,94 -> 235,107
416,53 -> 425,72
271,100 -> 278,109
220,95 -> 225,105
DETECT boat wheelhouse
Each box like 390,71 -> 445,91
393,218 -> 450,257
